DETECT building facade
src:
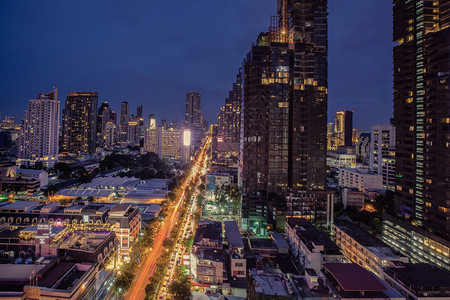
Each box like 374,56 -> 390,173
338,168 -> 383,192
334,110 -> 353,147
393,0 -> 450,235
185,91 -> 204,151
62,92 -> 98,153
18,88 -> 59,167
241,0 -> 328,235
382,213 -> 450,271
370,124 -> 396,191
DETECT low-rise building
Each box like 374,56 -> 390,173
321,263 -> 402,300
248,238 -> 279,259
342,186 -> 364,211
382,262 -> 450,300
194,221 -> 223,250
285,218 -> 343,273
333,222 -> 409,276
339,168 -> 383,191
192,248 -> 225,286
327,151 -> 356,169
248,269 -> 297,300
224,221 -> 246,279
108,203 -> 141,257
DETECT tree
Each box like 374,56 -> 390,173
184,237 -> 194,252
168,275 -> 192,300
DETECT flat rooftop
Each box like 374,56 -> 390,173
250,269 -> 294,296
224,221 -> 244,249
335,223 -> 389,248
0,201 -> 40,211
0,264 -> 44,280
385,263 -> 450,288
323,263 -> 386,291
271,232 -> 289,249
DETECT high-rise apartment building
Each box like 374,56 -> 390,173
97,102 -> 112,144
62,92 -> 98,153
185,91 -> 204,151
127,120 -> 140,146
335,110 -> 353,147
216,71 -> 242,162
240,0 -> 328,235
144,127 -> 158,154
157,126 -> 181,160
370,124 -> 395,191
105,121 -> 117,147
393,0 -> 449,235
18,88 -> 60,167
120,101 -> 129,124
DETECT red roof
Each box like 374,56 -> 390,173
323,263 -> 387,291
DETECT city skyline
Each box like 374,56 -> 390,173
0,0 -> 392,131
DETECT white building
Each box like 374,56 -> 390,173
327,151 -> 356,169
370,124 -> 395,191
285,218 -> 344,273
333,223 -> 409,277
105,121 -> 117,147
18,88 -> 59,167
339,168 -> 383,191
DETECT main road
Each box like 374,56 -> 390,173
125,137 -> 211,300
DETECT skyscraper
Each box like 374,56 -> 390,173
335,110 -> 353,147
216,70 -> 242,162
62,92 -> 98,153
393,0 -> 450,235
137,104 -> 143,119
120,101 -> 129,124
97,101 -> 111,144
18,88 -> 59,167
185,91 -> 204,151
185,91 -> 203,126
241,0 -> 328,234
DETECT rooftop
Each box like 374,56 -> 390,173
0,264 -> 44,280
0,201 -> 40,211
249,238 -> 277,250
250,269 -> 294,296
270,232 -> 289,249
384,263 -> 450,288
323,263 -> 386,291
334,223 -> 394,249
224,221 -> 244,249
194,248 -> 224,262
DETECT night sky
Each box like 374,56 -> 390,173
0,0 -> 393,131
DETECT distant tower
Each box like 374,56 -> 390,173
19,88 -> 60,167
335,110 -> 353,147
149,114 -> 156,130
185,91 -> 204,150
97,101 -> 111,143
120,101 -> 129,124
137,104 -> 143,119
62,92 -> 98,153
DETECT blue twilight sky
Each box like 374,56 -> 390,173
0,0 -> 393,131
